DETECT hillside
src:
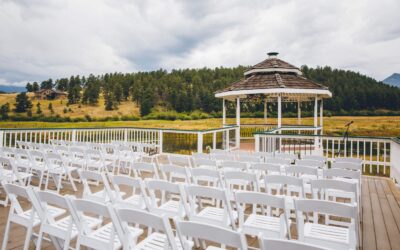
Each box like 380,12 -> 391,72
383,73 -> 400,87
1,65 -> 400,121
0,93 -> 139,119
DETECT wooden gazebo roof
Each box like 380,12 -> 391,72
215,52 -> 332,100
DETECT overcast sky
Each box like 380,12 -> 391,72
1,0 -> 399,86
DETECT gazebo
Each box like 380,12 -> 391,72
215,52 -> 332,146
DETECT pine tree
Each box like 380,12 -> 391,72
48,103 -> 54,114
32,82 -> 39,92
140,87 -> 155,116
36,102 -> 42,114
14,92 -> 32,113
26,82 -> 33,92
0,103 -> 10,120
40,79 -> 53,90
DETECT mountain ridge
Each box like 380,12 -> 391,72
383,73 -> 400,87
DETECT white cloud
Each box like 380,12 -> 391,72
0,0 -> 399,86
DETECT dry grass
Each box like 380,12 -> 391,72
0,93 -> 140,118
0,116 -> 399,137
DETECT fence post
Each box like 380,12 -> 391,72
255,134 -> 260,152
213,132 -> 217,149
0,130 -> 3,148
197,132 -> 203,153
158,130 -> 163,154
71,129 -> 76,143
124,129 -> 128,142
225,130 -> 230,150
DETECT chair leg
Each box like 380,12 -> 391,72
23,225 -> 33,250
1,219 -> 11,250
68,172 -> 77,191
35,227 -> 44,250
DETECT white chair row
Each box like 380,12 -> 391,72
2,180 -> 358,250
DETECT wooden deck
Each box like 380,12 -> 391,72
0,176 -> 400,249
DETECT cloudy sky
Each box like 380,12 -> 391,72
1,0 -> 399,86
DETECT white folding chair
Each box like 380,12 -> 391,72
28,150 -> 47,188
294,199 -> 359,250
33,190 -> 102,250
193,158 -> 218,170
190,167 -> 223,188
131,162 -> 160,179
250,163 -> 283,190
110,175 -> 149,209
85,149 -> 108,172
223,170 -> 259,200
160,164 -> 191,183
110,206 -> 184,250
69,147 -> 86,170
335,157 -> 363,165
72,198 -> 141,250
168,154 -> 191,167
265,175 -> 305,211
265,157 -> 292,169
0,156 -> 31,186
285,165 -> 319,194
332,162 -> 362,172
239,155 -> 262,163
220,160 -> 247,171
212,153 -> 235,162
116,145 -> 141,175
2,183 -> 65,250
45,152 -> 78,192
235,190 -> 290,239
323,168 -> 361,196
258,238 -> 330,250
296,159 -> 325,169
185,185 -> 236,229
145,179 -> 189,219
191,152 -> 210,160
79,170 -> 116,203
302,155 -> 327,163
101,144 -> 119,173
175,219 -> 247,250
274,153 -> 298,163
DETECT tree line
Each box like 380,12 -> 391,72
13,65 -> 400,118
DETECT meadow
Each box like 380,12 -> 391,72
0,116 -> 399,137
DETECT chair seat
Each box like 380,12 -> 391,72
18,205 -> 65,225
197,207 -> 237,226
243,214 -> 288,237
304,222 -> 351,247
121,195 -> 147,209
89,223 -> 142,250
133,232 -> 186,250
54,215 -> 102,237
156,200 -> 186,218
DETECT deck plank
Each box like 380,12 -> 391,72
368,178 -> 391,250
375,179 -> 400,249
362,178 -> 376,250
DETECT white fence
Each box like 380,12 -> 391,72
0,126 -> 239,154
255,131 -> 400,181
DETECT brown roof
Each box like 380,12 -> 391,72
216,73 -> 328,93
248,58 -> 299,71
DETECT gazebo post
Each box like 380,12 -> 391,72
320,99 -> 323,130
222,98 -> 226,125
277,95 -> 282,128
264,99 -> 268,124
297,100 -> 301,125
236,97 -> 241,148
314,96 -> 318,127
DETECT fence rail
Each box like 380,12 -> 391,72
0,126 -> 239,154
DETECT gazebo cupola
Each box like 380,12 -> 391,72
215,52 -> 332,141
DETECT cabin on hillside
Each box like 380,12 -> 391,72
34,89 -> 67,100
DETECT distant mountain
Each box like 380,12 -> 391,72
383,73 -> 400,87
0,85 -> 26,93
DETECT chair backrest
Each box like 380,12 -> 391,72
175,220 -> 247,250
296,159 -> 325,169
323,168 -> 361,181
79,170 -> 113,202
160,164 -> 190,183
111,207 -> 179,250
185,185 -> 235,229
285,165 -> 319,178
331,162 -> 362,171
45,152 -> 64,170
110,175 -> 150,208
210,149 -> 228,154
266,157 -> 292,166
0,157 -> 25,184
132,162 -> 159,179
302,155 -> 327,163
250,163 -> 282,175
335,157 -> 363,165
252,151 -> 274,158
212,154 -> 235,161
274,153 -> 297,162
239,155 -> 262,163
259,238 -> 329,250
265,175 -> 304,197
220,160 -> 247,171
168,154 -> 191,167
310,179 -> 358,203
1,147 -> 15,158
223,170 -> 259,192
193,158 -> 217,169
3,183 -> 31,215
191,152 -> 209,160
31,190 -> 70,226
29,150 -> 46,164
190,167 -> 222,187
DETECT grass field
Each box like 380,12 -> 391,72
0,116 -> 399,137
0,93 -> 140,118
